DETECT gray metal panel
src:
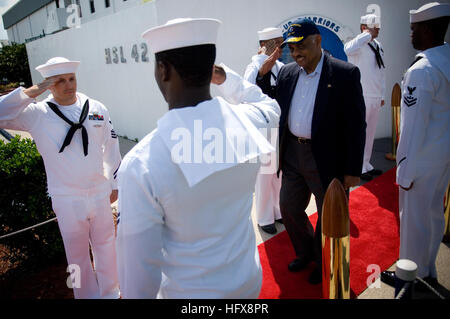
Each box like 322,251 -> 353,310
2,0 -> 54,29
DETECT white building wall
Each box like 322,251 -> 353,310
28,4 -> 51,38
15,17 -> 31,43
5,0 -> 140,44
113,0 -> 141,12
77,0 -> 141,24
24,0 -> 447,141
6,28 -> 14,43
12,25 -> 19,43
79,0 -> 113,23
5,2 -> 59,43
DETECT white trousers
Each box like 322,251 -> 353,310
51,192 -> 119,299
399,163 -> 450,278
362,96 -> 382,174
255,169 -> 282,226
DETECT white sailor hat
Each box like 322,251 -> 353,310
257,27 -> 283,41
142,18 -> 221,54
409,2 -> 450,23
35,57 -> 80,78
360,14 -> 381,28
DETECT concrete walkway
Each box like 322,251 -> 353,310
4,129 -> 449,299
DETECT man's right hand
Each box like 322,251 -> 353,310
362,27 -> 377,40
258,46 -> 282,77
23,76 -> 57,99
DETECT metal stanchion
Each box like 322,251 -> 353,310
394,259 -> 417,299
385,83 -> 401,161
321,178 -> 350,299
443,182 -> 450,243
0,128 -> 13,141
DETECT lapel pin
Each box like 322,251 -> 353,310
327,84 -> 332,88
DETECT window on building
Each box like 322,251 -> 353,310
90,0 -> 95,13
64,0 -> 72,7
55,0 -> 60,9
105,0 -> 110,8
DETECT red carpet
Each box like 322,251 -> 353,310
258,168 -> 400,298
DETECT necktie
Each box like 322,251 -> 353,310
368,42 -> 385,69
402,56 -> 423,81
47,99 -> 90,156
409,56 -> 423,67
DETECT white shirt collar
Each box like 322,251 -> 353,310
157,97 -> 274,187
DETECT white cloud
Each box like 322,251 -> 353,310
0,0 -> 20,40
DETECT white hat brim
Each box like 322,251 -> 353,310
142,18 -> 221,54
258,28 -> 283,41
410,2 -> 450,23
35,61 -> 80,78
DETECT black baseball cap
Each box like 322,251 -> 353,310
282,18 -> 320,46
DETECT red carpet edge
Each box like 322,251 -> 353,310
257,168 -> 399,299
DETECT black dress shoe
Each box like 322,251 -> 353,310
288,257 -> 311,272
275,218 -> 283,224
360,172 -> 373,181
380,270 -> 395,287
368,169 -> 383,176
260,223 -> 277,234
308,265 -> 322,285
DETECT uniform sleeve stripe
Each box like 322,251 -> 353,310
113,162 -> 121,179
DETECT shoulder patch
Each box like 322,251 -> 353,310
403,86 -> 417,107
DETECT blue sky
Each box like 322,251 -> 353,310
0,0 -> 19,40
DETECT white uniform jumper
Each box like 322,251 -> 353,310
396,43 -> 450,279
0,88 -> 121,298
244,54 -> 283,227
345,32 -> 386,174
116,65 -> 281,298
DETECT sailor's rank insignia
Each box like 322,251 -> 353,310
403,86 -> 417,107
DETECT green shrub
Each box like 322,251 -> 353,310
0,83 -> 19,94
0,136 -> 64,270
0,43 -> 32,87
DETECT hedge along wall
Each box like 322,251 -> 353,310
0,136 -> 64,270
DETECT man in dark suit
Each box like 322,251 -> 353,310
276,18 -> 366,284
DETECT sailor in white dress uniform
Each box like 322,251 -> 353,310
394,3 -> 450,284
0,57 -> 121,299
116,18 -> 281,298
344,13 -> 386,180
243,27 -> 284,234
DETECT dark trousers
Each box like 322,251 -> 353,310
279,134 -> 325,265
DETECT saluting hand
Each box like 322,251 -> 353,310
258,46 -> 282,77
211,64 -> 226,85
363,27 -> 378,40
23,76 -> 58,99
